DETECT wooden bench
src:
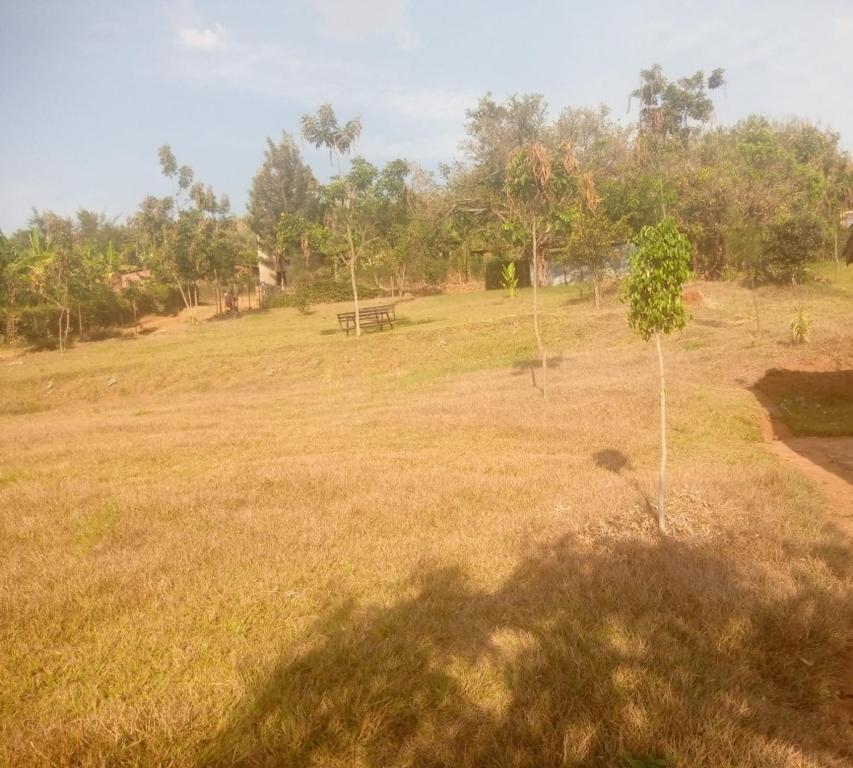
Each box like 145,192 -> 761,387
336,304 -> 396,336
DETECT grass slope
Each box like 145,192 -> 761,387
1,273 -> 852,767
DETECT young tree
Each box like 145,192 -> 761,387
624,220 -> 691,533
319,157 -> 381,337
561,177 -> 630,308
505,142 -> 573,399
26,228 -> 72,351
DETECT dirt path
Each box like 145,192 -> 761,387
759,414 -> 853,534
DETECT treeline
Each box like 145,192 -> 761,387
1,65 -> 851,348
0,146 -> 257,349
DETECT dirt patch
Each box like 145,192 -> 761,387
682,286 -> 705,305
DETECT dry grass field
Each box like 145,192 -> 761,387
1,268 -> 852,767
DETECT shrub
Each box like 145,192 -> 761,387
790,306 -> 810,344
16,305 -> 65,350
485,259 -> 530,291
501,262 -> 519,297
761,212 -> 827,284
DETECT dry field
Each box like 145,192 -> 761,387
1,269 -> 852,767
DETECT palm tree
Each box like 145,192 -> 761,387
301,104 -> 362,177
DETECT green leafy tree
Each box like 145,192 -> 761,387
561,182 -> 630,308
761,210 -> 827,284
630,65 -> 725,221
319,157 -> 381,337
26,228 -> 72,351
625,220 -> 691,533
247,132 -> 318,284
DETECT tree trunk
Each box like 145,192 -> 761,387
834,229 -> 839,280
592,272 -> 601,310
175,280 -> 191,316
77,305 -> 83,338
57,309 -> 64,353
531,218 -> 547,400
346,224 -> 361,337
349,257 -> 361,337
751,272 -> 760,336
654,332 -> 667,534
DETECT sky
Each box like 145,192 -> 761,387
2,0 -> 853,233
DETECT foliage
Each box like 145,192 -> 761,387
15,304 -> 65,350
269,280 -> 385,309
4,65 -> 852,352
631,64 -> 725,145
625,220 -> 692,341
500,261 -> 518,297
301,103 -> 362,174
762,211 -> 827,284
247,132 -> 317,260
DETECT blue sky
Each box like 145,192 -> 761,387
2,0 -> 852,233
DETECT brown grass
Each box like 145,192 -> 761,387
1,270 -> 852,766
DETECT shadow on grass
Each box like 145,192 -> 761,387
197,533 -> 852,767
593,449 -> 655,521
593,448 -> 631,473
511,356 -> 563,395
394,317 -> 437,329
754,368 -> 853,485
320,318 -> 434,337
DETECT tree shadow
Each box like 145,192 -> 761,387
394,317 -> 437,329
511,356 -> 563,394
593,448 -> 631,473
753,368 -> 853,485
593,449 -> 655,520
196,533 -> 852,767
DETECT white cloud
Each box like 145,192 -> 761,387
177,23 -> 226,51
309,0 -> 418,50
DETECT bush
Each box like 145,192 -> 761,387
16,305 -> 65,350
131,283 -> 183,316
790,306 -> 811,344
761,212 -> 827,284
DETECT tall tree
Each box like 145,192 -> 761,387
302,104 -> 366,334
301,104 -> 362,176
630,65 -> 725,221
247,132 -> 318,285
